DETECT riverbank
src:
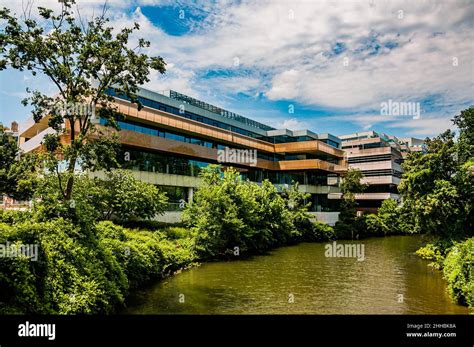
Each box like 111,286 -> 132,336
1,210 -> 472,314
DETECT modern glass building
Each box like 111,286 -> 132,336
18,87 -> 347,212
335,131 -> 423,212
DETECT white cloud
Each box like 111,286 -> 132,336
116,0 -> 472,136
276,118 -> 308,131
1,0 -> 472,136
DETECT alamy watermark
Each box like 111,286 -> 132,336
18,321 -> 55,341
380,99 -> 421,120
325,241 -> 365,261
0,242 -> 38,261
217,147 -> 257,166
54,101 -> 96,119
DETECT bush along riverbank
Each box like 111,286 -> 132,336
0,213 -> 196,314
416,238 -> 474,309
1,163 -> 470,313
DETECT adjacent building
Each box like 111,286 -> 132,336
18,87 -> 347,213
334,131 -> 423,212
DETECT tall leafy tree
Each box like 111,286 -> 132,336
334,168 -> 367,238
453,106 -> 474,164
399,108 -> 473,239
0,1 -> 166,200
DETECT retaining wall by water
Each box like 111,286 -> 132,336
154,211 -> 340,226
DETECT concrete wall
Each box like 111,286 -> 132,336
308,212 -> 340,226
154,211 -> 183,224
154,211 -> 340,226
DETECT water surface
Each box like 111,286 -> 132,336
123,236 -> 470,314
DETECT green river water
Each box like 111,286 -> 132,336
123,235 -> 470,314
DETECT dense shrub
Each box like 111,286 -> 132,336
301,221 -> 335,242
0,209 -> 32,225
354,200 -> 417,239
363,214 -> 385,237
443,238 -> 474,308
96,221 -> 196,288
416,242 -> 449,269
0,219 -> 196,314
117,220 -> 185,231
0,219 -> 127,314
182,166 -> 310,258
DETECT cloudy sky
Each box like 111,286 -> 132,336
0,0 -> 473,138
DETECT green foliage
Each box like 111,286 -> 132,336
453,106 -> 474,164
183,166 -> 310,258
334,168 -> 367,239
0,219 -> 127,314
92,170 -> 168,221
360,199 -> 410,237
301,221 -> 335,242
340,168 -> 368,197
363,214 -> 385,237
0,209 -> 32,225
443,238 -> 474,308
0,219 -> 196,314
32,170 -> 168,223
399,118 -> 473,239
0,127 -> 39,201
117,220 -> 185,231
416,242 -> 449,269
281,182 -> 313,238
161,226 -> 192,240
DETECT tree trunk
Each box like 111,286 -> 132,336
64,156 -> 76,200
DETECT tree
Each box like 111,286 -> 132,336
280,182 -> 312,237
0,1 -> 166,201
33,170 -> 168,223
453,106 -> 474,164
340,168 -> 368,199
399,107 -> 474,239
0,125 -> 39,201
94,170 -> 168,221
182,166 -> 303,258
334,168 -> 367,239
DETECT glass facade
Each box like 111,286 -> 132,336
102,117 -> 282,162
102,88 -> 343,212
103,117 -> 342,164
119,147 -> 211,177
106,88 -> 275,143
106,88 -> 339,147
118,147 -> 332,187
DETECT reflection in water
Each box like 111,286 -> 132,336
123,236 -> 470,314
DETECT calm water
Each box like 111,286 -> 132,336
123,236 -> 470,314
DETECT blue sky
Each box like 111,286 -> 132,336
0,0 -> 473,138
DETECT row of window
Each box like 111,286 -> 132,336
348,154 -> 403,164
102,118 -> 281,162
118,148 -> 334,186
106,88 -> 275,143
169,90 -> 274,131
360,169 -> 402,178
106,88 -> 341,148
105,117 -> 342,163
